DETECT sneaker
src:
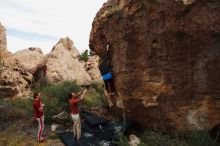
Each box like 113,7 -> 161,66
39,138 -> 47,143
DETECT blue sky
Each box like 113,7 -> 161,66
0,0 -> 107,54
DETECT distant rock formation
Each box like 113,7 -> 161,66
85,55 -> 101,81
0,23 -> 7,57
0,23 -> 33,98
33,37 -> 92,85
8,47 -> 45,72
0,66 -> 32,98
90,0 -> 220,131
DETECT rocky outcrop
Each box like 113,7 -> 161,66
0,66 -> 32,98
85,55 -> 101,81
90,0 -> 220,130
0,23 -> 7,57
0,23 -> 32,98
33,37 -> 91,85
8,47 -> 45,72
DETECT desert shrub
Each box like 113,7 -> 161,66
0,99 -> 29,123
114,134 -> 130,146
35,81 -> 81,102
90,81 -> 105,97
139,129 -> 188,146
11,98 -> 34,117
16,81 -> 107,123
79,49 -> 89,62
138,129 -> 219,146
80,89 -> 106,109
101,5 -> 122,18
115,129 -> 219,146
185,130 -> 219,146
80,81 -> 107,109
33,81 -> 81,123
39,81 -> 107,122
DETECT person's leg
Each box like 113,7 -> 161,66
71,114 -> 77,137
42,116 -> 45,137
76,119 -> 81,139
103,79 -> 113,107
104,80 -> 110,92
108,78 -> 116,94
36,117 -> 43,142
73,122 -> 77,137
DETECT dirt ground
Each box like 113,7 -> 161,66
0,120 -> 64,146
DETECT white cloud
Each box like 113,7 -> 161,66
0,0 -> 107,53
7,35 -> 57,54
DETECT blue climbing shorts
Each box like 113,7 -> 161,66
102,73 -> 112,80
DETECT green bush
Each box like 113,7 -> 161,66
33,81 -> 107,123
115,129 -> 219,146
114,134 -> 130,146
0,98 -> 32,123
80,89 -> 106,109
101,5 -> 122,18
34,81 -> 81,123
34,81 -> 81,101
80,82 -> 107,108
90,81 -> 105,97
79,49 -> 89,62
12,98 -> 34,117
185,130 -> 219,146
80,81 -> 107,109
10,81 -> 107,124
139,129 -> 188,146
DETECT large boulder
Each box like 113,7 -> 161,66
90,0 -> 220,130
8,47 -> 45,72
33,37 -> 91,85
85,55 -> 102,81
0,66 -> 32,98
0,23 -> 32,98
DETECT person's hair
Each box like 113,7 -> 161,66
69,92 -> 73,99
34,92 -> 39,99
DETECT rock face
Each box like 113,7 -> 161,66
9,47 -> 45,72
0,66 -> 32,98
0,23 -> 32,98
0,23 -> 7,57
90,0 -> 220,130
85,55 -> 101,81
33,37 -> 91,85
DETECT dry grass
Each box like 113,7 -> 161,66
0,123 -> 64,146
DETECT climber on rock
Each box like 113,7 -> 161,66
99,45 -> 116,107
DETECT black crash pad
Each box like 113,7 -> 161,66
58,112 -> 131,146
80,111 -> 109,126
58,132 -> 77,146
58,131 -> 115,146
81,120 -> 131,141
